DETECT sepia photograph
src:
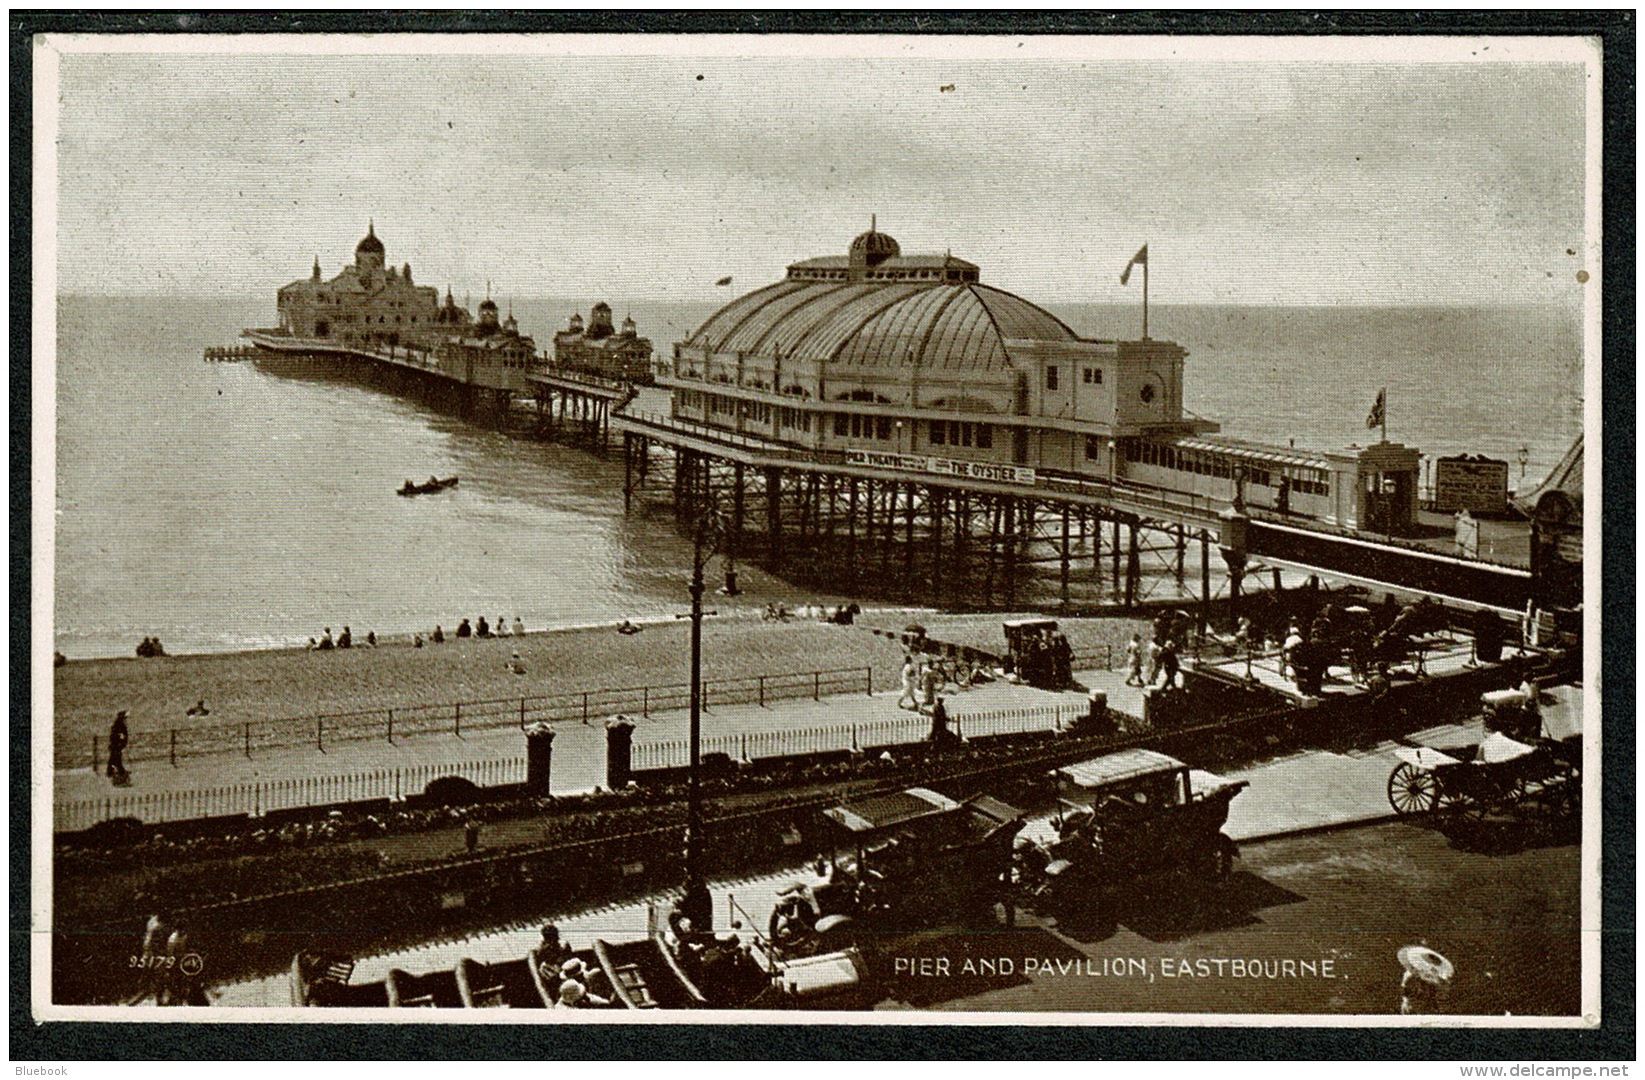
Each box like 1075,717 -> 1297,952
27,23 -> 1608,1039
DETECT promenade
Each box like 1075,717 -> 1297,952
54,659 -> 1142,830
54,626 -> 1492,832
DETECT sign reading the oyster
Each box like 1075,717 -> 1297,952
847,448 -> 1036,485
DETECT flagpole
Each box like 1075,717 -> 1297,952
1141,246 -> 1150,340
1381,386 -> 1388,444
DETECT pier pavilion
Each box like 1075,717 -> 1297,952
613,227 -> 1538,615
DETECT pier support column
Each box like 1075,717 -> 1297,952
623,433 -> 633,512
1200,528 -> 1212,633
1124,521 -> 1140,610
764,467 -> 784,567
1111,519 -> 1122,600
1059,505 -> 1072,609
724,464 -> 744,595
847,478 -> 859,576
903,483 -> 916,598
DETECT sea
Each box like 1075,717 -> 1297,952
51,294 -> 1584,659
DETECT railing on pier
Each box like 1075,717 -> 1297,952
616,409 -> 1231,525
71,664 -> 877,771
201,345 -> 263,362
55,757 -> 527,834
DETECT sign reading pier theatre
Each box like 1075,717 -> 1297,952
847,448 -> 1037,486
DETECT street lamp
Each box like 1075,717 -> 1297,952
895,419 -> 905,458
1517,445 -> 1530,481
680,498 -> 726,932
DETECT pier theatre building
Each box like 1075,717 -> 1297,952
615,226 -> 1427,610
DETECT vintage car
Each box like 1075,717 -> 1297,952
766,786 -> 1025,956
1016,749 -> 1247,917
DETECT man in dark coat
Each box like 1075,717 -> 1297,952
108,711 -> 130,783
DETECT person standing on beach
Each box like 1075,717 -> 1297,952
1124,633 -> 1144,687
107,711 -> 130,784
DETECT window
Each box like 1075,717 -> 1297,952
960,423 -> 974,448
1085,435 -> 1101,461
835,414 -> 849,437
1140,382 -> 1156,403
930,421 -> 945,445
977,424 -> 992,449
1081,367 -> 1103,385
876,417 -> 892,440
1046,365 -> 1059,391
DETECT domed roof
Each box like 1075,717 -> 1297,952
848,228 -> 901,268
685,279 -> 1078,372
355,223 -> 384,255
478,296 -> 498,312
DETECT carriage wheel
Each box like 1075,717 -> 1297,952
1387,763 -> 1438,816
1440,786 -> 1488,822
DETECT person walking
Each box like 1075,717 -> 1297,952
1124,633 -> 1145,687
107,711 -> 130,784
1158,640 -> 1181,690
1145,638 -> 1162,687
896,657 -> 918,710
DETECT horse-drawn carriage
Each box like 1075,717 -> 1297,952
1014,749 -> 1247,918
1385,683 -> 1582,822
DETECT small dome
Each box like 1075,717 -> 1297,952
478,297 -> 498,313
849,229 -> 900,268
355,223 -> 384,255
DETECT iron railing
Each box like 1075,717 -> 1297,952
73,665 -> 875,772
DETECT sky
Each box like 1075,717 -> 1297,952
43,37 -> 1594,306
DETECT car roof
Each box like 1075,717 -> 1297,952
1058,749 -> 1186,789
822,787 -> 961,834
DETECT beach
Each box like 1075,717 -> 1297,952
52,611 -> 1151,769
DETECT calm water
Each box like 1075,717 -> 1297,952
52,295 -> 1583,658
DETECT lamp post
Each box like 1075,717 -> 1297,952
680,500 -> 722,932
1517,445 -> 1530,482
895,419 -> 906,459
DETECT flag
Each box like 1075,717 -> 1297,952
1366,388 -> 1385,430
714,276 -> 733,287
1119,244 -> 1148,286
